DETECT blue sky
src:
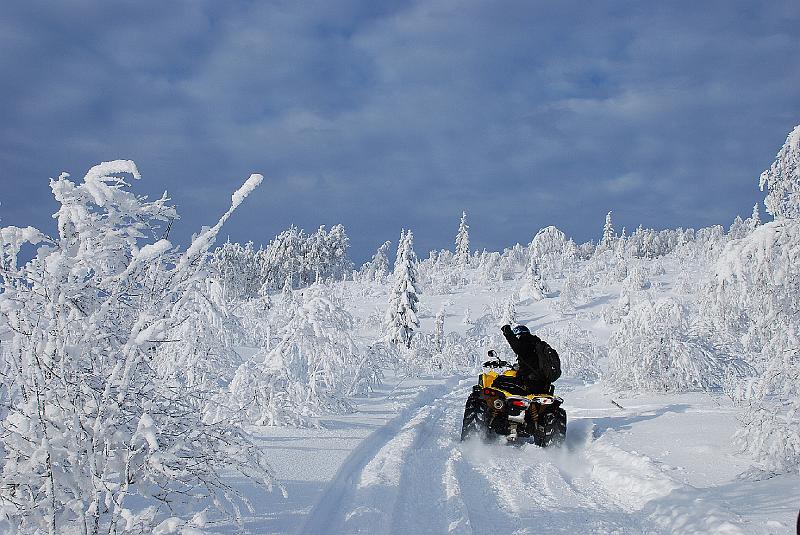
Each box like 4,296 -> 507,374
1,0 -> 798,263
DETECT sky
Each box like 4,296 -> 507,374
1,0 -> 798,264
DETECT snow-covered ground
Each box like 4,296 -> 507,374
210,282 -> 798,535
214,378 -> 796,534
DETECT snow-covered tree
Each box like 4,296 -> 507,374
576,240 -> 596,260
759,124 -> 800,220
259,225 -> 353,290
749,202 -> 761,230
733,327 -> 800,477
152,276 -> 243,392
211,240 -> 262,301
235,291 -> 275,350
607,298 -> 749,392
615,226 -> 627,255
728,215 -> 748,240
603,288 -> 631,325
281,275 -> 295,309
0,162 -> 274,534
612,252 -> 629,282
529,226 -> 576,279
433,306 -> 446,352
702,218 -> 800,474
536,323 -> 603,382
217,285 -> 375,427
261,226 -> 303,289
556,271 -> 582,312
519,257 -> 549,301
500,297 -> 517,326
323,224 -> 354,281
454,211 -> 470,266
360,240 -> 392,283
601,211 -> 615,249
384,230 -> 421,348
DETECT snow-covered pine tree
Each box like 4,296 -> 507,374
601,211 -> 615,249
324,224 -> 354,281
500,296 -> 517,326
454,211 -> 471,266
384,230 -> 421,348
361,240 -> 392,283
615,226 -> 627,255
281,274 -> 295,308
749,202 -> 761,230
728,215 -> 747,239
519,257 -> 549,301
261,226 -> 303,289
759,124 -> 800,220
434,306 -> 446,352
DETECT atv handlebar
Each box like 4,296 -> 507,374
482,359 -> 510,368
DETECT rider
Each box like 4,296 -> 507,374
501,323 -> 554,394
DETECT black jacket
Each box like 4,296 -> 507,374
501,326 -> 550,389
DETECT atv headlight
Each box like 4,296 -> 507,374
493,399 -> 505,410
533,396 -> 554,405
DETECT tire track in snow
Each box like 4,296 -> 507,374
387,401 -> 454,534
389,385 -> 519,535
298,376 -> 468,535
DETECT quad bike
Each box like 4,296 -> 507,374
460,351 -> 566,447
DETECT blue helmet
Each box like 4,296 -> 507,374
511,324 -> 530,337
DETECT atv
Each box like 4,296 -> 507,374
460,351 -> 566,447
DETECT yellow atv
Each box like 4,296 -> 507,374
460,351 -> 566,446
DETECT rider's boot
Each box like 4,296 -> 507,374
507,423 -> 518,441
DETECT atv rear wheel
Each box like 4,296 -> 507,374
533,407 -> 567,447
460,391 -> 488,441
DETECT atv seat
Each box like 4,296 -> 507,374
492,375 -> 554,396
491,375 -> 530,396
528,383 -> 555,395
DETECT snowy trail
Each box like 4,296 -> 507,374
297,380 -> 755,535
298,376 -> 468,535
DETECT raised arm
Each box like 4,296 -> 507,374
501,324 -> 523,354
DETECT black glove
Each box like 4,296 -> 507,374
501,324 -> 513,335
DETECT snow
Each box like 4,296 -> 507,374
81,159 -> 140,206
135,413 -> 160,450
204,278 -> 798,534
248,372 -> 770,535
135,239 -> 172,261
231,173 -> 263,209
4,157 -> 799,534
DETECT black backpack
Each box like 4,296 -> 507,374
534,336 -> 561,382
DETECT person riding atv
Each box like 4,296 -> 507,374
500,324 -> 561,394
459,325 -> 565,445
